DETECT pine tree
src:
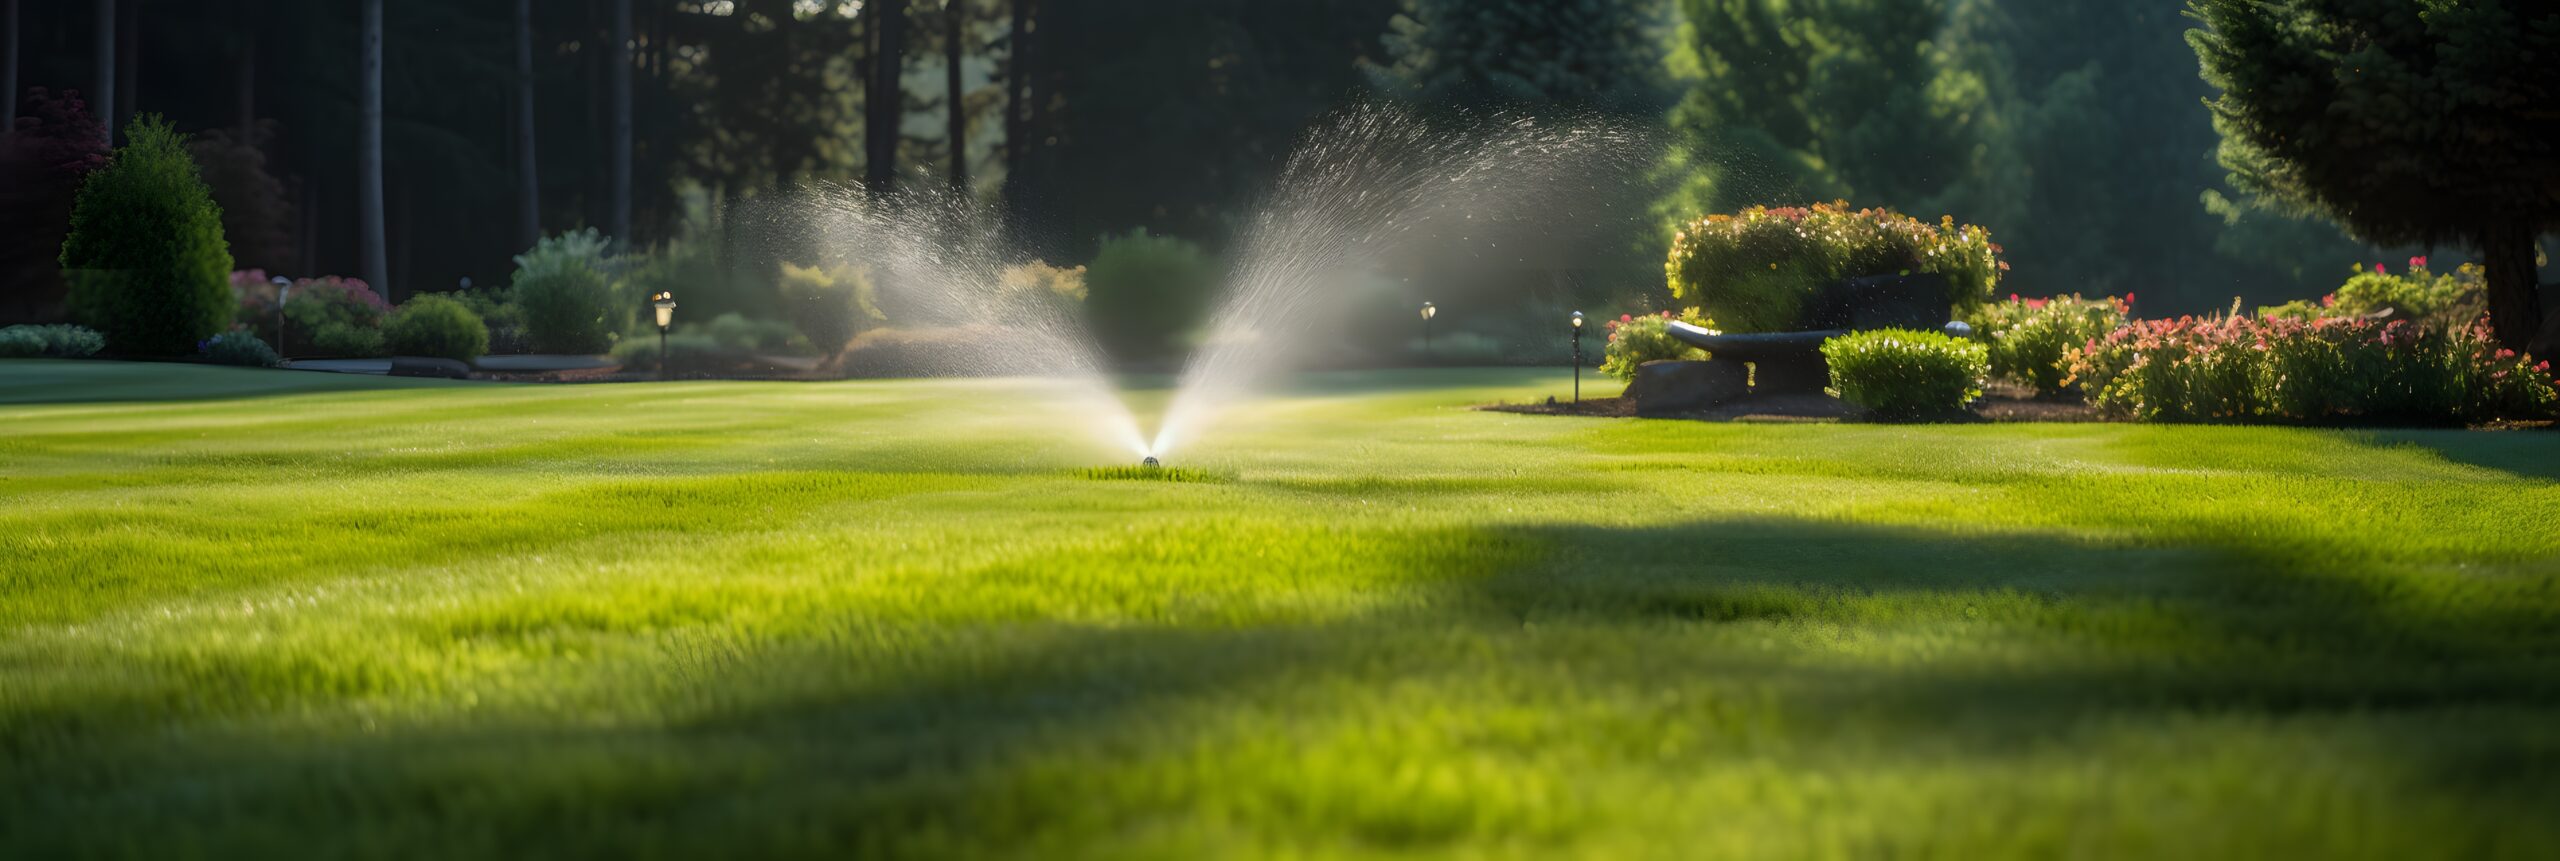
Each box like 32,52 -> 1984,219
1369,0 -> 1668,116
2189,0 -> 2560,351
60,116 -> 236,355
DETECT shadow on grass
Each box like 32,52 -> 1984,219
0,359 -> 474,406
8,515 -> 2559,856
2356,427 -> 2560,482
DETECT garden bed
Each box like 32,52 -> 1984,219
1481,382 -> 2097,423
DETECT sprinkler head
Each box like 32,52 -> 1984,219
1141,456 -> 1161,468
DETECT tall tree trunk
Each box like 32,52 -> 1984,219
2481,224 -> 2545,352
945,0 -> 966,194
4,0 -> 19,132
116,0 -> 139,119
93,0 -> 112,145
514,0 -> 540,250
1001,0 -> 1029,216
608,0 -> 631,244
864,0 -> 907,197
359,0 -> 389,300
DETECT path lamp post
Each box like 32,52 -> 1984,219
652,291 -> 677,381
1570,310 -> 1585,405
1420,302 -> 1436,361
271,276 -> 292,357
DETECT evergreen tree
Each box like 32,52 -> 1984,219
2189,0 -> 2560,351
60,116 -> 235,355
1368,0 -> 1669,116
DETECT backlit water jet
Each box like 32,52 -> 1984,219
766,182 -> 1149,461
1147,107 -> 1648,460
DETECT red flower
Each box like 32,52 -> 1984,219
1620,314 -> 1633,322
2375,263 -> 2387,275
2023,298 -> 2047,310
2409,256 -> 2428,270
2321,293 -> 2336,308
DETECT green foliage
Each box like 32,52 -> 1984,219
1084,229 -> 1219,360
1666,203 -> 2002,332
2066,316 -> 2558,423
1821,328 -> 1989,419
383,295 -> 493,362
1368,0 -> 1668,115
1967,294 -> 2128,395
452,286 -> 529,354
2187,0 -> 2560,346
1659,0 -> 2019,239
1599,311 -> 1710,382
282,277 -> 390,358
0,324 -> 107,359
2259,261 -> 2482,329
610,332 -> 730,376
58,116 -> 236,356
196,330 -> 282,367
512,230 -> 624,355
624,240 -> 772,324
775,263 -> 882,357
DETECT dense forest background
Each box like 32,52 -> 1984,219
5,0 -> 2415,316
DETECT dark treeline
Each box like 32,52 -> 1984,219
5,0 -> 2398,315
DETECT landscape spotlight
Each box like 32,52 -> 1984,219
652,291 -> 678,381
1420,302 -> 1436,358
1570,311 -> 1585,405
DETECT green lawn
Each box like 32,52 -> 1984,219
4,360 -> 2557,858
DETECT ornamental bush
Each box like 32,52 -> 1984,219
1821,328 -> 1988,420
0,324 -> 106,358
1599,310 -> 1710,382
383,294 -> 491,362
2259,259 -> 2481,328
1085,229 -> 1218,360
1667,202 -> 2002,333
2065,316 -> 2558,424
198,330 -> 283,367
60,116 -> 236,355
1967,293 -> 2129,395
512,229 -> 623,354
282,276 -> 389,357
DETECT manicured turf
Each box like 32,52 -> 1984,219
4,359 -> 2557,858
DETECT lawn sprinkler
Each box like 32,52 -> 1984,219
1142,456 -> 1162,468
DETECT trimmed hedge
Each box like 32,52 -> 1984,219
1821,328 -> 1988,420
384,294 -> 491,362
1667,202 -> 2001,333
198,330 -> 283,367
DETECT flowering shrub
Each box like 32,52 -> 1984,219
1821,328 -> 1988,419
231,269 -> 284,336
198,331 -> 283,367
1967,293 -> 2129,395
281,276 -> 389,357
1666,202 -> 2004,332
1599,310 -> 1710,382
2260,259 -> 2481,327
2065,315 -> 2558,423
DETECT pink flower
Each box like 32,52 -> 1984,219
2321,293 -> 2337,308
2024,298 -> 2047,310
2409,256 -> 2428,270
1620,314 -> 1632,322
2009,293 -> 2020,303
2375,263 -> 2387,274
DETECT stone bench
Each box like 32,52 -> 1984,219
1627,273 -> 1969,416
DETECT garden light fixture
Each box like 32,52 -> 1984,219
652,291 -> 677,380
1420,302 -> 1436,358
1570,310 -> 1585,405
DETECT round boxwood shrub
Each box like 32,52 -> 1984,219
1599,311 -> 1711,382
59,115 -> 236,355
1821,328 -> 1988,420
1667,202 -> 2001,333
1084,228 -> 1217,360
198,330 -> 282,367
281,276 -> 389,357
383,294 -> 491,361
0,327 -> 46,358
